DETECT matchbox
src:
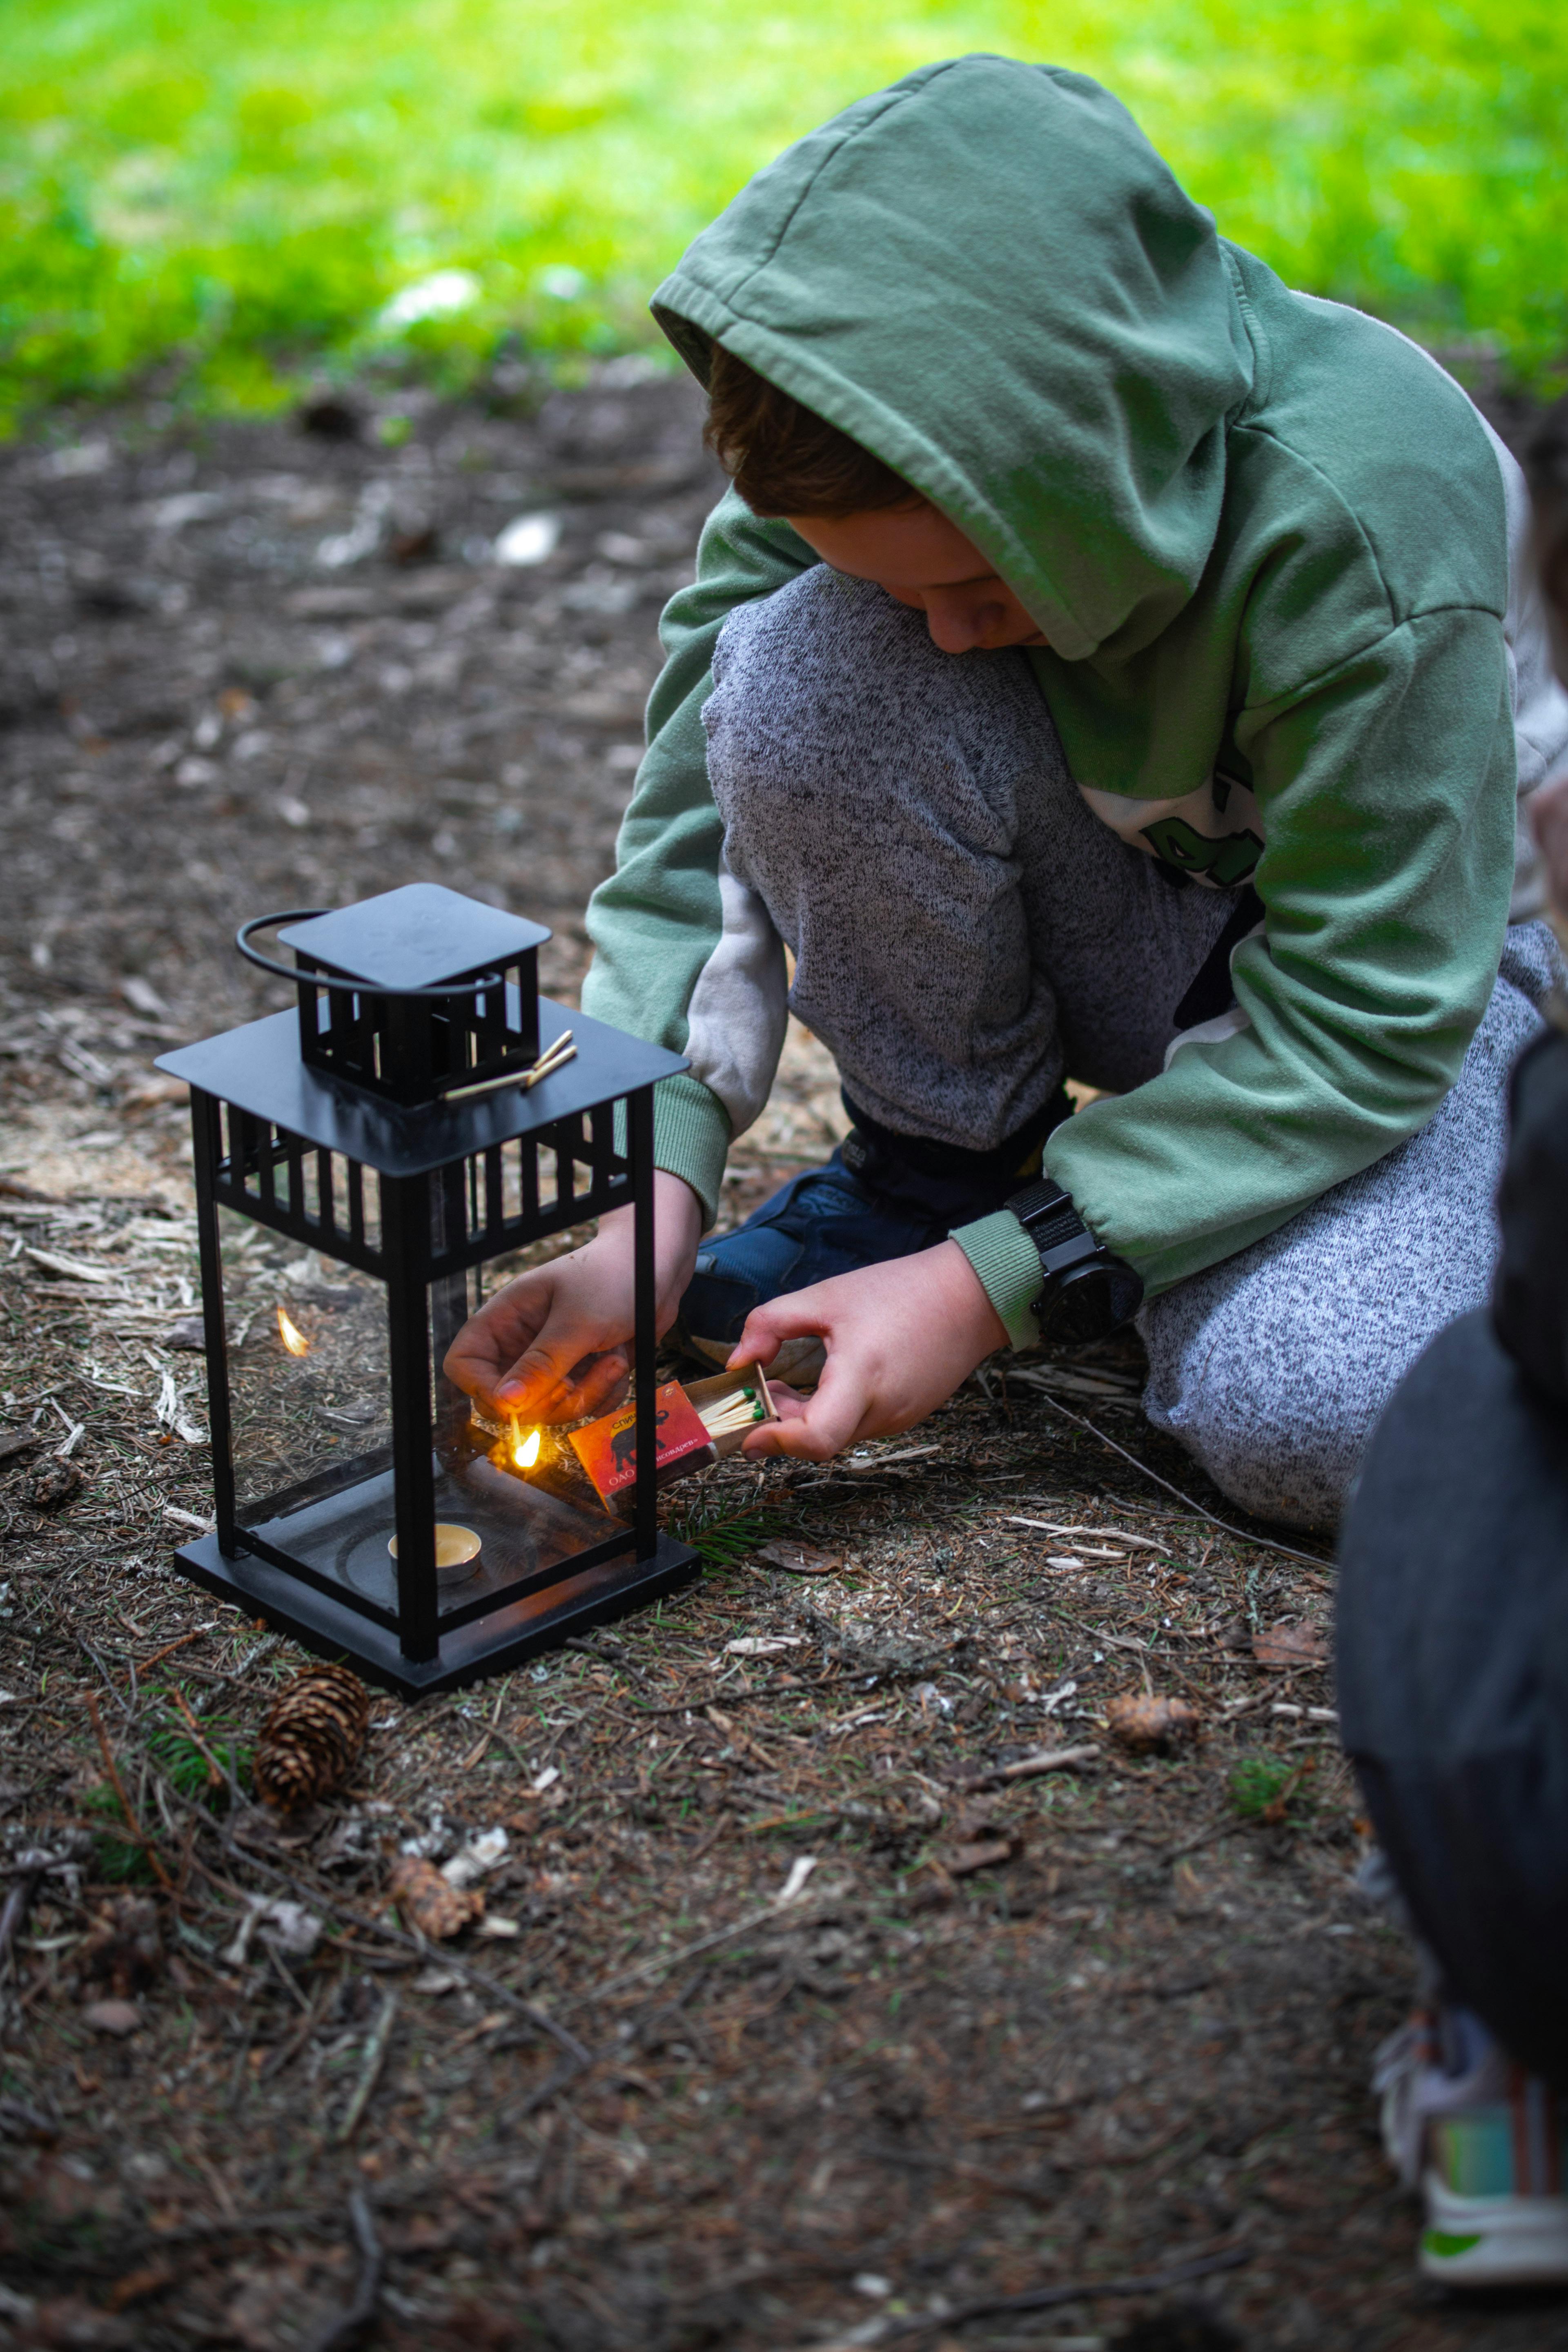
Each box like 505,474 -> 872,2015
568,1379 -> 713,1502
683,1368 -> 781,1458
567,1369 -> 781,1503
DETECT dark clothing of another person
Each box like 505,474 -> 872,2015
1338,1020 -> 1568,2085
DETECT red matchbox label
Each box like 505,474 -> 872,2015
569,1381 -> 710,1501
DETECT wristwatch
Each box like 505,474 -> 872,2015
1005,1178 -> 1143,1343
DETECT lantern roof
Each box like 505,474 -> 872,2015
278,884 -> 548,988
156,1000 -> 686,1178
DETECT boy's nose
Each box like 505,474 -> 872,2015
924,592 -> 1007,654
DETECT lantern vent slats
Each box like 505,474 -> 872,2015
420,1114 -> 630,1272
205,1105 -> 629,1279
206,1107 -> 385,1276
291,943 -> 542,1110
285,1136 -> 306,1223
361,1168 -> 383,1254
254,1116 -> 274,1210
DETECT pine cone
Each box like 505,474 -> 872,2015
253,1662 -> 370,1809
389,1855 -> 483,1941
1105,1690 -> 1202,1755
24,1459 -> 82,1512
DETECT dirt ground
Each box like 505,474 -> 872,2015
2,368 -> 1564,2352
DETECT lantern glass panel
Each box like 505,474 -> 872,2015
219,1207 -> 392,1525
419,1257 -> 628,1617
217,1203 -> 623,1627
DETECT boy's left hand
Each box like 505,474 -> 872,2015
729,1240 -> 1008,1460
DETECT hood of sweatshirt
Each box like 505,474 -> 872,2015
651,56 -> 1254,666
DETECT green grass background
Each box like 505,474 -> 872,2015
2,0 -> 1565,430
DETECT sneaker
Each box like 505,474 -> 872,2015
1422,2160 -> 1568,2286
675,1092 -> 1068,1386
1375,2003 -> 1568,2286
673,1147 -> 952,1382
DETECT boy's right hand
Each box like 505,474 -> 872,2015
441,1170 -> 704,1424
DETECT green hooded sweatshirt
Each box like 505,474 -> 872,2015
581,55 -> 1528,1336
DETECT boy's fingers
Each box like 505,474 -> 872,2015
728,1292 -> 832,1371
740,1381 -> 811,1451
494,1323 -> 601,1412
549,1347 -> 631,1420
443,1328 -> 519,1399
745,1358 -> 867,1462
445,1277 -> 553,1396
472,1287 -> 552,1358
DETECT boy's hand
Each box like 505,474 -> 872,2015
442,1170 -> 704,1423
730,1241 -> 1008,1460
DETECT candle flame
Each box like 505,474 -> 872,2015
276,1304 -> 310,1358
512,1424 -> 541,1470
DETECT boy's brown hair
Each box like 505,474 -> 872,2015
704,343 -> 917,518
1526,396 -> 1568,676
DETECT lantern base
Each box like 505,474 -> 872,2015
171,1529 -> 700,1697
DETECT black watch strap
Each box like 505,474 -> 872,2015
1008,1176 -> 1100,1273
1005,1178 -> 1143,1341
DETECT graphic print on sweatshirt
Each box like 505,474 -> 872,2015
1078,768 -> 1264,889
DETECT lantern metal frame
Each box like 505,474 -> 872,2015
156,884 -> 700,1697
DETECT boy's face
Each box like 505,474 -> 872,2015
786,501 -> 1049,653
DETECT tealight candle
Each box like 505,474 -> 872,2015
389,1522 -> 482,1587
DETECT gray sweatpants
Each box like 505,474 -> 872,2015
705,568 -> 1560,1532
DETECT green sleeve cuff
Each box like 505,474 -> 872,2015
951,1209 -> 1041,1352
652,1073 -> 733,1228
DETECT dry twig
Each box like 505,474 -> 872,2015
302,2188 -> 383,2352
955,1742 -> 1101,1791
0,1864 -> 43,1973
1022,1385 -> 1332,1573
867,2242 -> 1252,2340
216,1828 -> 592,2063
138,1766 -> 591,2063
569,1892 -> 835,2011
337,1992 -> 399,2143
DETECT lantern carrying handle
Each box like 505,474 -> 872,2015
235,909 -> 509,1003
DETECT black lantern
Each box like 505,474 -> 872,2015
156,883 -> 699,1696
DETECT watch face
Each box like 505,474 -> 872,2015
1049,1258 -> 1144,1345
1053,1265 -> 1115,1346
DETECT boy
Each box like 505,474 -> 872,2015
447,56 -> 1567,1531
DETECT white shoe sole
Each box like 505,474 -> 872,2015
1420,2169 -> 1568,2285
